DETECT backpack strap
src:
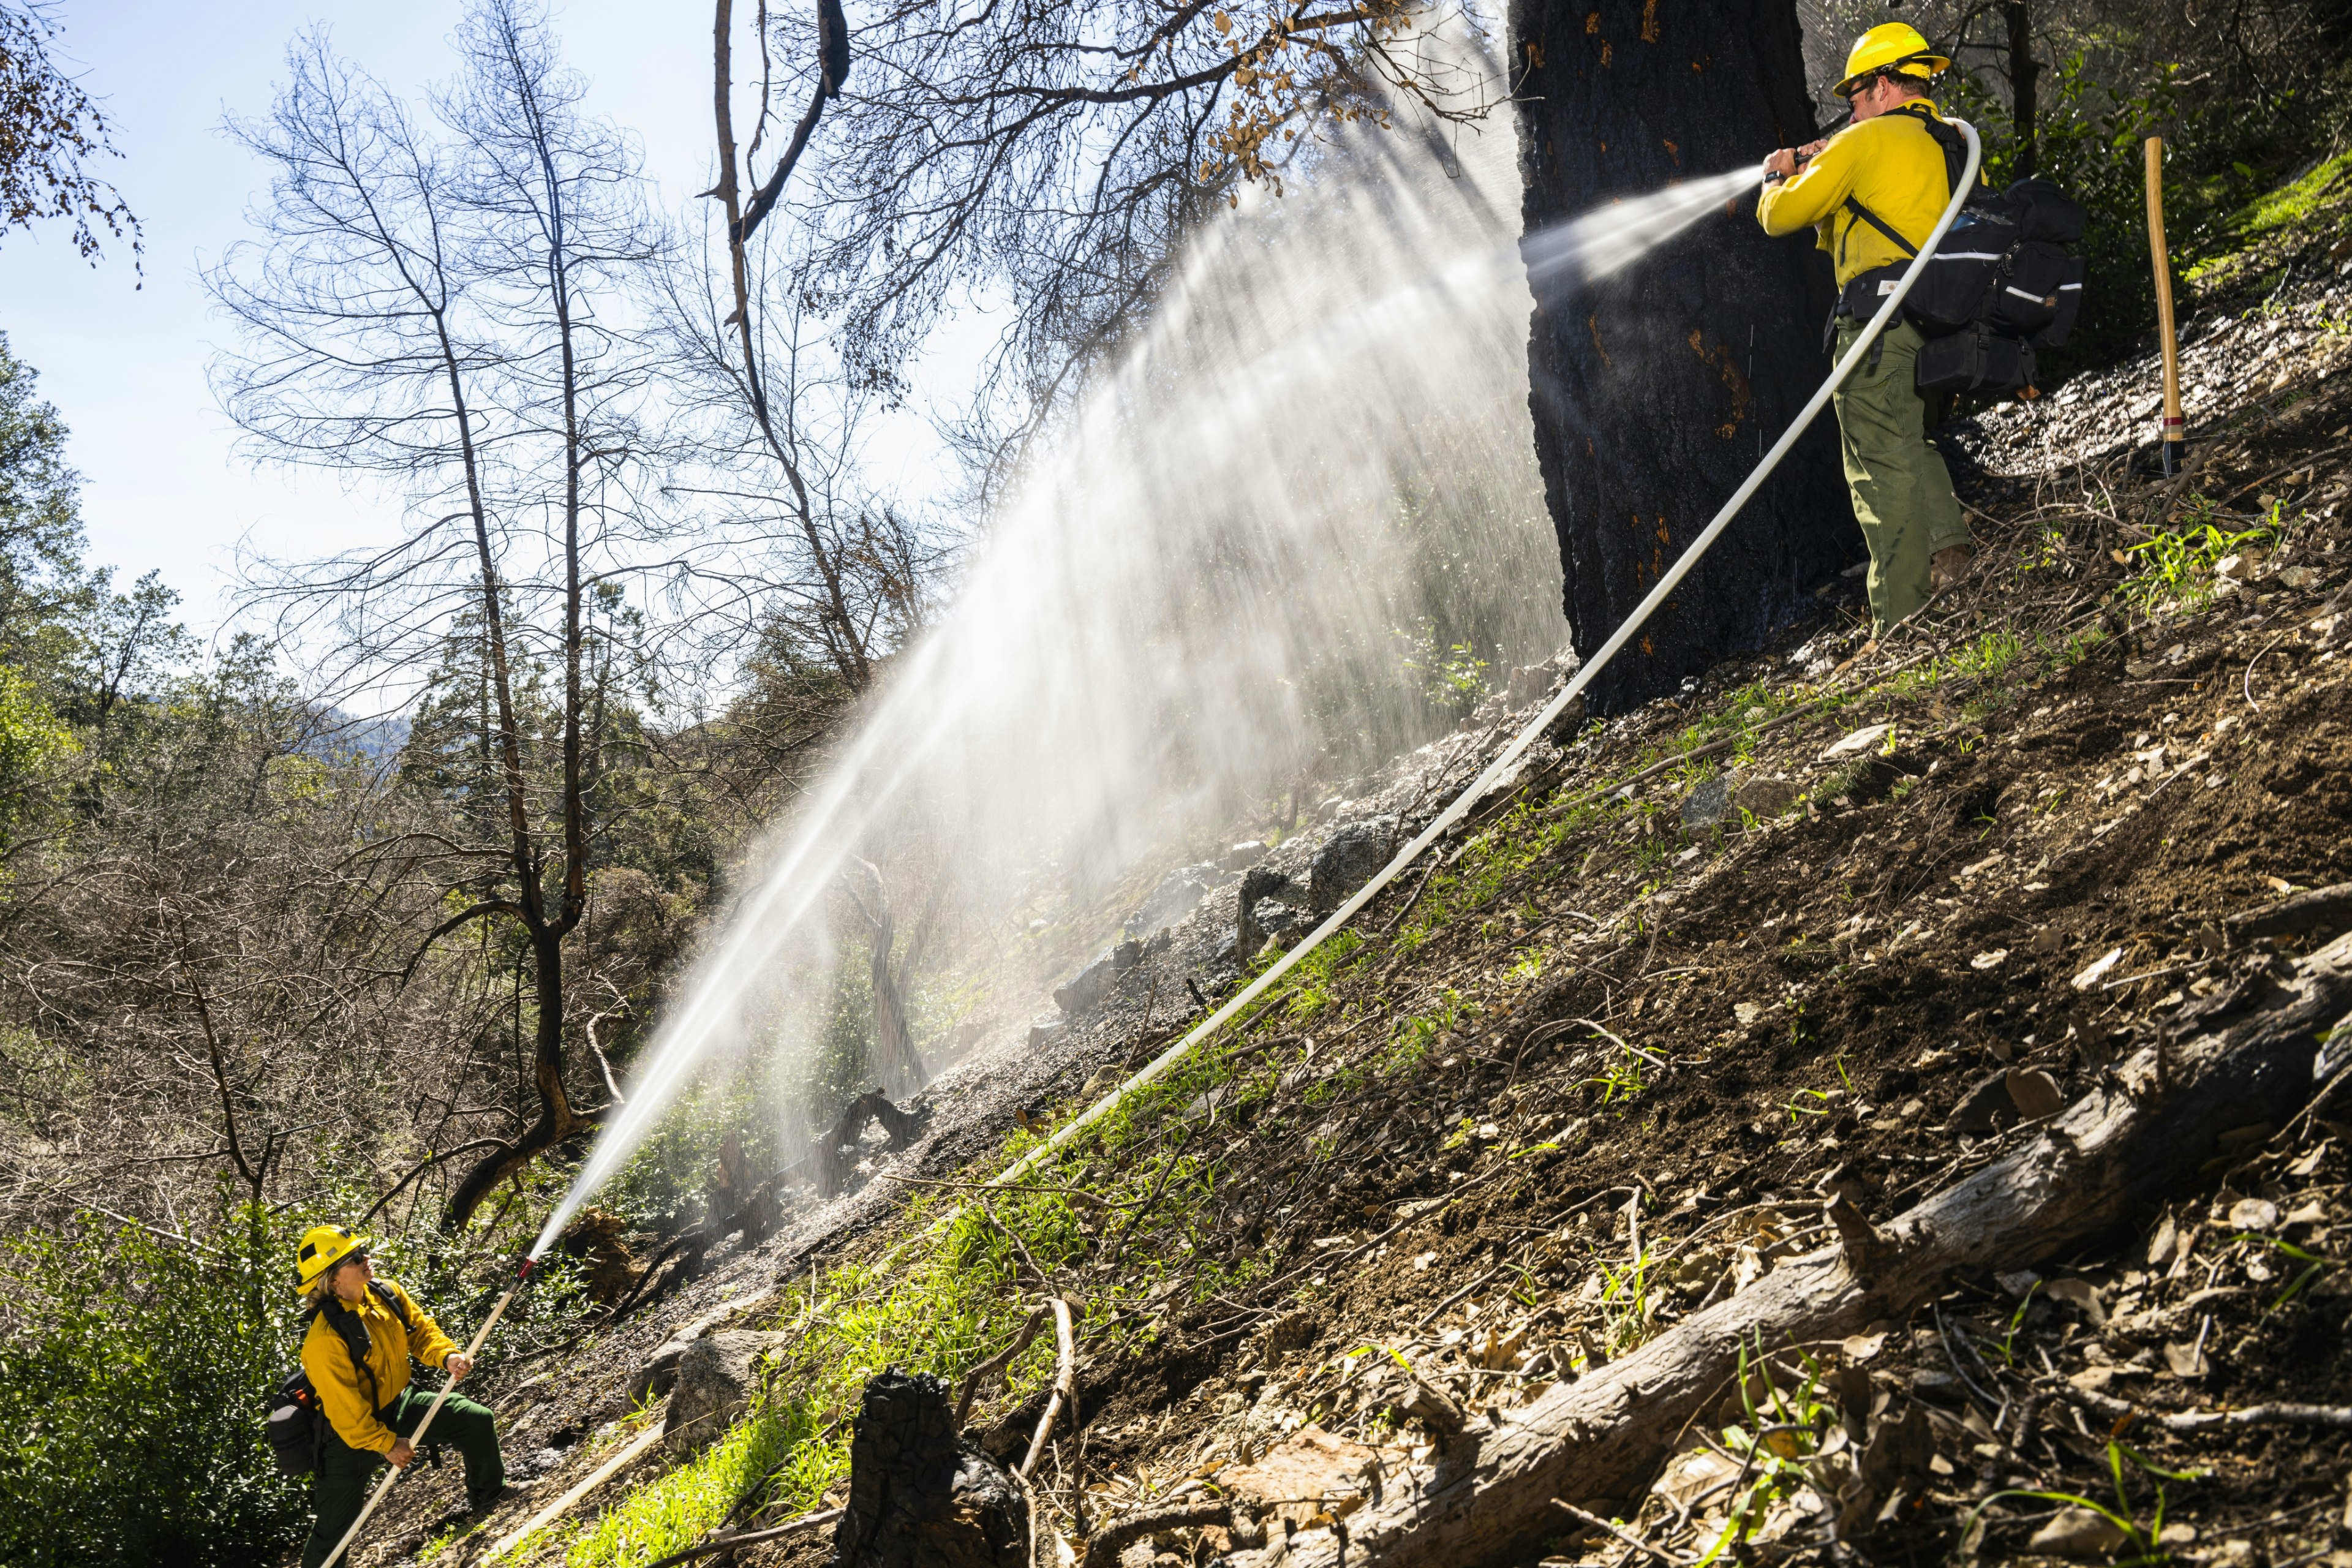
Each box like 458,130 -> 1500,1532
1842,197 -> 1918,259
318,1297 -> 387,1417
369,1280 -> 416,1337
1888,102 -> 1975,200
1836,105 -> 1977,279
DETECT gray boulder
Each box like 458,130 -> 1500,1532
1249,899 -> 1304,947
1233,867 -> 1292,959
1681,774 -> 1735,830
1308,818 -> 1395,914
1052,939 -> 1142,1016
665,1330 -> 785,1452
1735,774 -> 1801,820
1219,840 -> 1269,872
1126,867 -> 1212,935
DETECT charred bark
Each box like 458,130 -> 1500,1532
1512,0 -> 1851,714
817,1090 -> 925,1195
828,1369 -> 1030,1568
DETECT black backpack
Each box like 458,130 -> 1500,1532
1839,105 -> 2088,394
263,1282 -> 415,1477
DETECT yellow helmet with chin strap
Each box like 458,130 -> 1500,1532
293,1224 -> 371,1296
1834,22 -> 1951,98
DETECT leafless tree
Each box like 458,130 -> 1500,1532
206,0 -> 679,1227
0,644 -> 508,1237
735,0 -> 1503,484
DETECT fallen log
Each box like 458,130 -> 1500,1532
2226,880 -> 2352,938
1250,937 -> 2352,1567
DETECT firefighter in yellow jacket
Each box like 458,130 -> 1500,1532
293,1225 -> 509,1566
1757,23 -> 1977,632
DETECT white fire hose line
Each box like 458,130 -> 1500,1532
1001,121 -> 1982,1189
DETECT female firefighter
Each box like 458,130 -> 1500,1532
293,1225 -> 510,1566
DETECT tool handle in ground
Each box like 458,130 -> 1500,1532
313,1273 -> 527,1568
2144,135 -> 2187,475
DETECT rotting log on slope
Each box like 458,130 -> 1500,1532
1250,932 -> 2352,1567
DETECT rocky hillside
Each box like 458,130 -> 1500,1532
338,205 -> 2352,1568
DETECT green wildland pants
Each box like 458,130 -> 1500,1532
301,1386 -> 504,1568
1832,318 -> 1972,631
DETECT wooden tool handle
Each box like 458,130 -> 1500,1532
2145,137 -> 2185,453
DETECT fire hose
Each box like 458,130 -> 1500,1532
1001,119 -> 1983,1186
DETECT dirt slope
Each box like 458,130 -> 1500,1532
353,257 -> 2352,1568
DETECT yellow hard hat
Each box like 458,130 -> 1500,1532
1834,22 -> 1951,97
293,1224 -> 370,1295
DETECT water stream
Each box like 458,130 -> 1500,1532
530,58 -> 1769,1260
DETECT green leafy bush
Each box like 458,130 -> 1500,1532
1948,54 -> 2187,371
0,1207 -> 306,1567
0,1190 -> 593,1568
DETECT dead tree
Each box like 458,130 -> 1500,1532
1513,0 -> 1849,714
840,858 -> 929,1094
208,1 -> 671,1226
753,0 -> 1499,480
828,1368 -> 1029,1568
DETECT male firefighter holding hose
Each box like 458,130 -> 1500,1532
1758,22 -> 1978,633
293,1225 -> 510,1566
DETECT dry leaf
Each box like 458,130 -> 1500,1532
2028,1506 -> 2130,1558
2073,948 -> 2125,989
2226,1197 -> 2280,1232
2043,1278 -> 2109,1328
2006,1068 -> 2064,1120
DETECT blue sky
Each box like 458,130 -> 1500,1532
1,2 -> 952,637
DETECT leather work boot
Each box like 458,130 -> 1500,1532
1930,545 -> 1975,594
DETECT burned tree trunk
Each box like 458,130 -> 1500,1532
829,1369 -> 1030,1568
1512,0 -> 1850,714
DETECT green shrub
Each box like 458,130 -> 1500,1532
0,1187 -> 594,1568
0,1205 -> 306,1567
1948,54 -> 2188,372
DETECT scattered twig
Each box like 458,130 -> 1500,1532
1551,1499 -> 1684,1567
636,1507 -> 844,1568
2245,633 -> 2286,710
888,1173 -> 1125,1208
1381,854 -> 1447,935
2055,1381 -> 2352,1432
1082,1501 -> 1233,1566
1101,1125 -> 1196,1268
1019,1297 -> 1078,1480
1412,1262 -> 1509,1332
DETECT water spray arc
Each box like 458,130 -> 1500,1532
1000,121 -> 1983,1185
522,71 -> 1566,1268
1519,165 -> 1767,285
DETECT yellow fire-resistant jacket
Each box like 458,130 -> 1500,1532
300,1278 -> 458,1453
1755,100 -> 1975,287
